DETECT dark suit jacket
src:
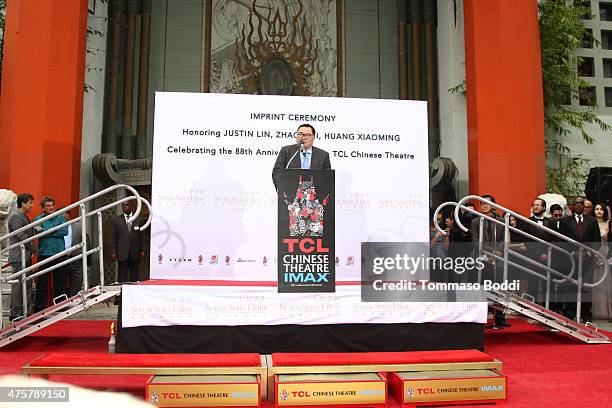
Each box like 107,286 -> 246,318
470,212 -> 504,247
7,210 -> 36,264
558,214 -> 600,246
109,213 -> 145,262
558,214 -> 600,279
545,219 -> 561,236
524,215 -> 551,260
545,218 -> 566,274
272,144 -> 332,188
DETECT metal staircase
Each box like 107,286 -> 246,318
488,290 -> 610,344
0,286 -> 120,348
0,184 -> 151,347
435,195 -> 611,344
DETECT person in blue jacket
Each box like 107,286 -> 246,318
33,196 -> 68,311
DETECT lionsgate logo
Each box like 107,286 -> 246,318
198,255 -> 203,265
169,257 -> 192,263
225,255 -> 231,265
157,254 -> 163,264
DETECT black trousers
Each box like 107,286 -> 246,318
118,259 -> 140,283
66,260 -> 83,296
34,256 -> 67,312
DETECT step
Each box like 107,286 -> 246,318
146,375 -> 261,407
488,291 -> 610,343
0,287 -> 120,347
274,373 -> 387,407
389,369 -> 506,407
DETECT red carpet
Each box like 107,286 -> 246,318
482,318 -> 612,407
1,318 -> 611,407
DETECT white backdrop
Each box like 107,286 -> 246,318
150,92 -> 430,281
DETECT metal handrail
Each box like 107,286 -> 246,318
0,184 -> 152,326
434,195 -> 609,322
434,201 -> 577,283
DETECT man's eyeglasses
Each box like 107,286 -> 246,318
575,201 -> 585,205
297,132 -> 313,138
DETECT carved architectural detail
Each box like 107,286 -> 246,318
235,0 -> 317,95
210,0 -> 337,96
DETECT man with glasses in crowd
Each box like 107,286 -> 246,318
272,123 -> 332,189
521,198 -> 550,302
547,204 -> 564,232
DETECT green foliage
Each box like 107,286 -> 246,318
448,79 -> 466,97
539,0 -> 612,197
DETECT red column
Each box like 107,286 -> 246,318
0,0 -> 88,207
464,0 -> 546,214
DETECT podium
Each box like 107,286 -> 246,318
277,169 -> 335,293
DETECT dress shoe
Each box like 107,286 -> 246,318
491,325 -> 504,330
500,321 -> 512,327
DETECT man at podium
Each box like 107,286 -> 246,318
272,124 -> 332,189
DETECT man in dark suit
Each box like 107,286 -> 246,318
7,193 -> 36,320
109,200 -> 145,283
271,123 -> 332,189
546,204 -> 564,232
558,197 -> 601,321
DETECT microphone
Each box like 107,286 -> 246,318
286,143 -> 303,170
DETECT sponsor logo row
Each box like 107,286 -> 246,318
156,254 -> 361,266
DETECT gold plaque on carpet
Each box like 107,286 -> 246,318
275,373 -> 386,407
146,375 -> 260,407
389,369 -> 506,405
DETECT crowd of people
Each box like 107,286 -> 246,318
431,195 -> 612,329
5,186 -> 610,328
6,194 -> 82,320
4,193 -> 145,321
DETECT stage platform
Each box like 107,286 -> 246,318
116,280 -> 487,354
22,350 -> 503,405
